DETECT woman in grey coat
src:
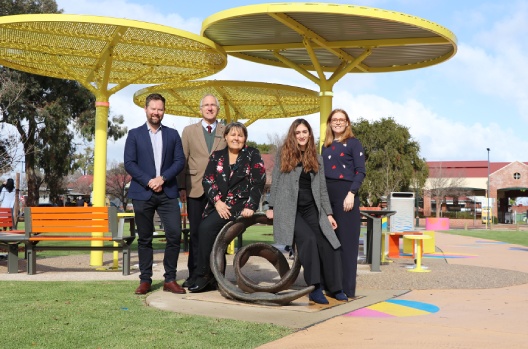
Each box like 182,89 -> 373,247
266,119 -> 347,304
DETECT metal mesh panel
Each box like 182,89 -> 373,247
0,15 -> 227,86
133,80 -> 320,122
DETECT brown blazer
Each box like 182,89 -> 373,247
177,121 -> 226,198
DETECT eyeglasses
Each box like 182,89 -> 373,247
331,118 -> 347,124
201,104 -> 218,108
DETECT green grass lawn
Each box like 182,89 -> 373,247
1,224 -> 287,348
441,229 -> 528,247
0,280 -> 291,349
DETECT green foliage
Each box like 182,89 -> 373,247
37,99 -> 77,202
77,112 -> 127,142
0,281 -> 291,349
441,211 -> 475,219
246,140 -> 275,154
73,146 -> 94,176
353,117 -> 428,206
0,0 -> 61,16
0,136 -> 14,174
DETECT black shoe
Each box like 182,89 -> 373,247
182,277 -> 195,288
209,279 -> 218,291
188,276 -> 215,293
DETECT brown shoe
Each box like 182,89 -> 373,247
163,281 -> 186,294
135,282 -> 151,295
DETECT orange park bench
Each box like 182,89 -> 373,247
24,206 -> 135,275
0,208 -> 26,273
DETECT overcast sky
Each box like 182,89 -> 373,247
47,0 -> 528,165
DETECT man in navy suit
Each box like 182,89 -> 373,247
124,93 -> 186,295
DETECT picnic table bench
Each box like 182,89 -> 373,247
23,206 -> 135,275
153,211 -> 191,252
0,208 -> 26,273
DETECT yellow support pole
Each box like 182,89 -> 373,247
319,90 -> 333,152
90,96 -> 110,266
226,240 -> 235,255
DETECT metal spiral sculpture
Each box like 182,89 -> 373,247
210,213 -> 314,306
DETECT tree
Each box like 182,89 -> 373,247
0,132 -> 22,175
73,146 -> 95,176
106,162 -> 131,210
353,117 -> 429,207
0,67 -> 93,205
0,0 -> 126,206
0,63 -> 26,175
66,171 -> 93,196
0,0 -> 59,15
425,163 -> 467,217
246,140 -> 273,154
38,99 -> 78,203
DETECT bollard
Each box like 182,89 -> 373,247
226,240 -> 235,255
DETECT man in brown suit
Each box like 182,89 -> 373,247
178,94 -> 226,287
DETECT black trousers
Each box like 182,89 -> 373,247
186,195 -> 207,277
132,192 -> 181,283
193,209 -> 230,278
294,188 -> 343,293
326,180 -> 361,297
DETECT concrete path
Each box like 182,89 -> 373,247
257,232 -> 528,349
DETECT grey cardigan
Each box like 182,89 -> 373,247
268,154 -> 341,250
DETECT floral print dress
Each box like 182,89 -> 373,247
202,146 -> 266,219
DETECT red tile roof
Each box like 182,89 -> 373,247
426,161 -> 525,177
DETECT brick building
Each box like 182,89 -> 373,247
424,161 -> 528,223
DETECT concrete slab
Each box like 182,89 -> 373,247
146,288 -> 408,329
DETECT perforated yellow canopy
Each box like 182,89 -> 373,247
0,14 -> 227,89
0,14 -> 227,266
133,80 -> 319,127
202,2 -> 457,138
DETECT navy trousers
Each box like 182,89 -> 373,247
326,180 -> 361,297
133,192 -> 181,283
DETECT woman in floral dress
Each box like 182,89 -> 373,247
189,122 -> 266,293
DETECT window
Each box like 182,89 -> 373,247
513,172 -> 521,180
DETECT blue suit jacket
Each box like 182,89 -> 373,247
124,123 -> 185,201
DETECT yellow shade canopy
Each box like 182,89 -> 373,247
202,3 -> 456,74
133,80 -> 320,127
202,2 -> 457,140
0,14 -> 227,90
0,13 -> 227,267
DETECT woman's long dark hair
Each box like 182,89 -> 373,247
4,178 -> 14,193
280,119 -> 319,173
